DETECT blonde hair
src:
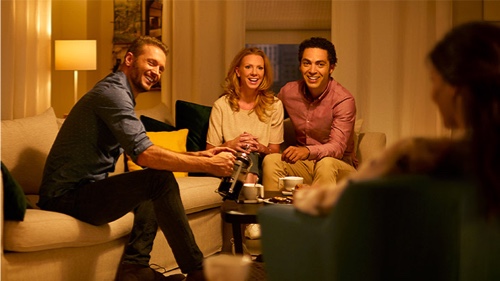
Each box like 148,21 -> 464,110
221,47 -> 275,123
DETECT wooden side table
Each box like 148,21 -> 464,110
220,191 -> 281,254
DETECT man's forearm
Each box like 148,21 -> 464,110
136,145 -> 211,173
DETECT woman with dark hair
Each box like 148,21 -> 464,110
294,21 -> 500,218
206,47 -> 284,184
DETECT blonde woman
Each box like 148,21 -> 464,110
207,47 -> 284,184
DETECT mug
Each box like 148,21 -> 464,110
241,183 -> 264,200
204,254 -> 252,281
278,176 -> 304,192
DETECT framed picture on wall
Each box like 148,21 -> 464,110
113,0 -> 142,44
112,0 -> 163,90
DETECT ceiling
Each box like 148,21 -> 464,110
246,0 -> 331,30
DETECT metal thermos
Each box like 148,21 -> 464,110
216,147 -> 253,201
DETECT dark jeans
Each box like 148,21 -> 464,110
40,169 -> 203,274
249,152 -> 263,182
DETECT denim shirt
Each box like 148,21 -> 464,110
38,71 -> 153,206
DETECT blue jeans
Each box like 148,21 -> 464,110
248,152 -> 263,181
39,169 -> 203,274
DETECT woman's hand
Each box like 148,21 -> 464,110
226,132 -> 259,153
293,182 -> 347,216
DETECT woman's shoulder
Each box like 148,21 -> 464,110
272,96 -> 283,108
213,95 -> 230,107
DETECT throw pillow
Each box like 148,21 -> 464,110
2,162 -> 28,221
126,130 -> 189,178
175,100 -> 212,152
1,107 -> 59,195
140,115 -> 176,132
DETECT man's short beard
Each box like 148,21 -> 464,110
131,61 -> 149,93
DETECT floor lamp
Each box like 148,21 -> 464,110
55,40 -> 97,104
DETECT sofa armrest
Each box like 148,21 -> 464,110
258,204 -> 332,280
356,131 -> 386,164
259,175 -> 476,281
281,118 -> 386,166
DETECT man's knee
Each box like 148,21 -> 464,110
316,157 -> 355,171
262,153 -> 283,190
140,169 -> 178,198
314,157 -> 356,185
262,153 -> 282,169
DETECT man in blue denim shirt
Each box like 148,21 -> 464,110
39,36 -> 235,281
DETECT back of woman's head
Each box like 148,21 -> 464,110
430,21 -> 500,216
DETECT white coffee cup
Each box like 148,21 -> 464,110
204,254 -> 252,281
241,183 -> 263,200
278,176 -> 304,192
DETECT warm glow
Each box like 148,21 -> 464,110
55,40 -> 97,70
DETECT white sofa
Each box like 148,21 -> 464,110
1,107 -> 224,281
1,104 -> 386,281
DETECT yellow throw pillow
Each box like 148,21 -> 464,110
127,129 -> 189,178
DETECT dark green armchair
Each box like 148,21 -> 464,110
258,175 -> 500,281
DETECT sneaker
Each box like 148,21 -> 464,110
116,263 -> 185,281
185,269 -> 206,281
244,223 -> 261,240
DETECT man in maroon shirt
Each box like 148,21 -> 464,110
262,37 -> 357,190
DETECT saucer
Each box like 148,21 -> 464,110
281,190 -> 293,196
263,198 -> 292,205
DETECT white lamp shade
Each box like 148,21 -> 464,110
55,40 -> 97,70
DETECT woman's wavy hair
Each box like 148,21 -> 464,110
429,21 -> 500,216
221,47 -> 275,123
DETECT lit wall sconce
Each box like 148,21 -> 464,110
55,40 -> 97,104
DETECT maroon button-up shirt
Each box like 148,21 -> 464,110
278,78 -> 358,167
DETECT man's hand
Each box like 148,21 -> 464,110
206,152 -> 236,177
281,146 -> 310,164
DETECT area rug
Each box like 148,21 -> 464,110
247,261 -> 267,281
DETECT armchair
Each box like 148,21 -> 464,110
258,175 -> 500,281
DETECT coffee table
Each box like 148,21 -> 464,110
221,191 -> 282,254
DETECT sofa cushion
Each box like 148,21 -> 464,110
175,100 -> 212,152
126,130 -> 189,178
4,175 -> 221,253
177,176 -> 223,214
3,209 -> 134,252
1,107 -> 59,195
2,162 -> 29,221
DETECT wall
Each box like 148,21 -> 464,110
52,0 -> 91,118
51,0 -> 160,118
49,0 -> 497,119
246,0 -> 331,44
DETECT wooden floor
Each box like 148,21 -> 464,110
248,261 -> 267,281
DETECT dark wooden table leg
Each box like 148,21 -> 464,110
232,222 -> 244,254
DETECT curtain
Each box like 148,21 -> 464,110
162,0 -> 245,115
331,0 -> 452,145
1,0 -> 52,120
